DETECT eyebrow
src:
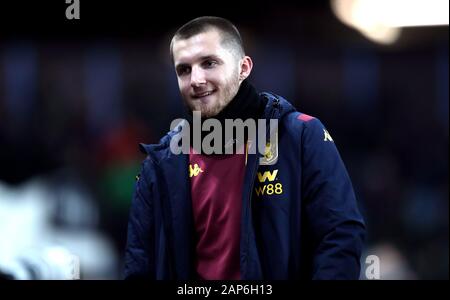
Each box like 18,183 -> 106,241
199,55 -> 221,62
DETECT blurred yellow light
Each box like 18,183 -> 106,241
331,0 -> 449,44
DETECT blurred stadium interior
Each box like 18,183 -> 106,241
0,1 -> 448,279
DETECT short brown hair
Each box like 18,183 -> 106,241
170,16 -> 245,61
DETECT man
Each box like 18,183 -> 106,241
124,16 -> 366,280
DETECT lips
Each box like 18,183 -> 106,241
192,90 -> 216,99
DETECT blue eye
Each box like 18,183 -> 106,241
204,60 -> 217,68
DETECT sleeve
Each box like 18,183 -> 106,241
123,159 -> 156,279
301,118 -> 366,280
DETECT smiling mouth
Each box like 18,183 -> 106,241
192,90 -> 216,99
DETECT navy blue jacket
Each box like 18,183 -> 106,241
124,93 -> 366,280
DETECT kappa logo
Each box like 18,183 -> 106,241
323,129 -> 334,142
189,163 -> 204,178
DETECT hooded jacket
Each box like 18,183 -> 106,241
124,92 -> 366,280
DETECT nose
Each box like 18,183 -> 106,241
190,66 -> 206,87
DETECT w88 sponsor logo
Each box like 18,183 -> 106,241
254,169 -> 283,196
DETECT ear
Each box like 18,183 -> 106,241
239,56 -> 253,83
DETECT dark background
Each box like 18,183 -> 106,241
0,1 -> 448,279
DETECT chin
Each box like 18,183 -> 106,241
196,102 -> 219,118
200,109 -> 218,118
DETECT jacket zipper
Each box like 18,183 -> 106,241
244,150 -> 260,278
244,94 -> 281,278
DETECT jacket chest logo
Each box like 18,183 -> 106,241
323,129 -> 334,142
189,164 -> 204,177
257,170 -> 278,183
255,169 -> 283,196
259,131 -> 278,166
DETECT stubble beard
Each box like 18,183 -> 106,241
185,75 -> 240,118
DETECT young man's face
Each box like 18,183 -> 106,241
172,29 -> 242,118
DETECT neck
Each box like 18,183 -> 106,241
213,80 -> 264,121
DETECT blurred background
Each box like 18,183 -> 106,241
0,0 -> 448,279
